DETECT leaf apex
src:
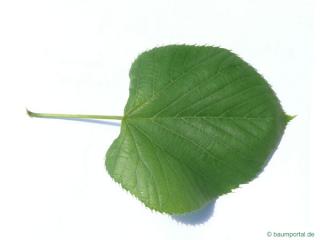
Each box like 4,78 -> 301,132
285,114 -> 296,123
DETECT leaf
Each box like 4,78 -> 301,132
105,44 -> 289,214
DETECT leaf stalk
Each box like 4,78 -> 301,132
26,109 -> 123,120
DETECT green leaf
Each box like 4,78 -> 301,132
106,45 -> 289,214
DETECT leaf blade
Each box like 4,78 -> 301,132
106,45 -> 288,214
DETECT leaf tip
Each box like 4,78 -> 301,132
285,114 -> 296,123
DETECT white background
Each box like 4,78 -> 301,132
0,0 -> 319,239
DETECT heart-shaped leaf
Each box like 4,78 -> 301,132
106,45 -> 290,214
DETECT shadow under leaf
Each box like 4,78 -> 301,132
35,117 -> 121,127
171,200 -> 216,225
